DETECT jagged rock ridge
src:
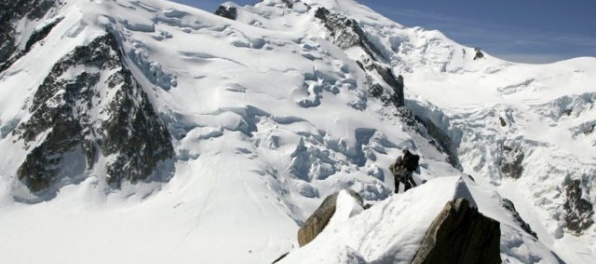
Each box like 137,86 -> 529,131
314,6 -> 404,109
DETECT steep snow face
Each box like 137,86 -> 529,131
0,0 -> 594,263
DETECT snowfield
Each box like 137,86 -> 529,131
0,0 -> 594,263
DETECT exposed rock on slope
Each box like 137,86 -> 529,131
0,0 -> 59,72
564,179 -> 594,234
314,7 -> 384,60
473,48 -> 484,60
411,198 -> 501,264
314,7 -> 404,109
15,33 -> 174,192
500,146 -> 524,179
297,189 -> 363,246
215,5 -> 238,20
502,198 -> 537,238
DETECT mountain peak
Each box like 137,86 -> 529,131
0,0 -> 594,263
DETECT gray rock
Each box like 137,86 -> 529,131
314,7 -> 386,62
215,5 -> 237,20
473,48 -> 484,60
411,198 -> 501,264
500,146 -> 524,179
499,117 -> 507,127
15,33 -> 174,192
314,7 -> 407,110
502,198 -> 537,238
0,0 -> 58,72
297,189 -> 363,246
362,64 -> 404,109
564,179 -> 594,234
25,17 -> 64,51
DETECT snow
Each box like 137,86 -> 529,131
280,177 -> 563,264
0,0 -> 594,263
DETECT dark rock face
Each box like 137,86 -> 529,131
297,189 -> 363,246
215,5 -> 237,20
0,0 -> 58,72
15,33 -> 174,192
367,62 -> 405,108
360,59 -> 404,108
564,179 -> 594,234
411,198 -> 501,264
314,7 -> 385,61
25,17 -> 64,51
473,48 -> 484,60
313,7 -> 406,109
502,198 -> 537,238
500,146 -> 524,179
499,117 -> 507,127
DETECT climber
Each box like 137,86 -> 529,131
389,149 -> 420,193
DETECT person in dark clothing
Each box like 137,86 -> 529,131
389,149 -> 420,193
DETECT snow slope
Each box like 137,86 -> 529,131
0,0 -> 594,263
279,177 -> 563,264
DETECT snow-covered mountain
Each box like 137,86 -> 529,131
0,0 -> 594,263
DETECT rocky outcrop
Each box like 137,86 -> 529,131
24,17 -> 64,51
473,48 -> 484,60
314,7 -> 386,61
297,189 -> 363,246
564,179 -> 594,234
0,0 -> 58,72
313,7 -> 408,111
15,33 -> 174,192
411,198 -> 501,264
215,5 -> 237,20
502,198 -> 537,238
499,117 -> 507,127
500,146 -> 524,179
359,58 -> 405,108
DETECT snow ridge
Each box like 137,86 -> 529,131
0,0 -> 594,263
